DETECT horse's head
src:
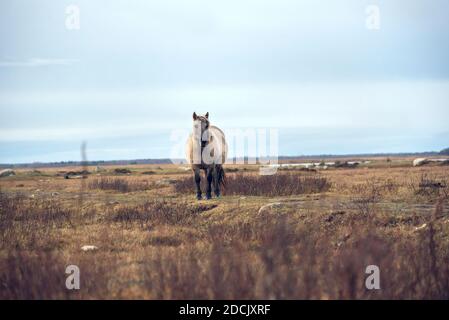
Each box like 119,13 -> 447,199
192,112 -> 210,143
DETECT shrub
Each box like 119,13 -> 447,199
114,168 -> 132,175
141,212 -> 449,299
88,178 -> 152,193
174,173 -> 331,197
411,174 -> 448,199
107,200 -> 216,227
0,192 -> 74,250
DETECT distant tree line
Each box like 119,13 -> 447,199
1,147 -> 448,168
440,147 -> 449,155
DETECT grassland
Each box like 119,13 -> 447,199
1,158 -> 448,299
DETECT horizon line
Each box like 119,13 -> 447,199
1,150 -> 448,167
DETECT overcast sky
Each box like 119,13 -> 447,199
1,0 -> 448,163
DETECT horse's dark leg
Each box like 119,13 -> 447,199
213,165 -> 220,197
194,167 -> 202,200
205,167 -> 213,200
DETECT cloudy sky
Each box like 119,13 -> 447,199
1,0 -> 448,163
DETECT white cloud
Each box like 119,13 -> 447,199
2,81 -> 448,133
0,124 -> 162,142
0,58 -> 78,67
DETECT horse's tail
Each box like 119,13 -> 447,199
217,164 -> 226,190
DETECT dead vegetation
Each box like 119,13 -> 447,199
174,172 -> 331,196
107,200 -> 215,227
1,164 -> 449,299
1,191 -> 448,299
88,177 -> 153,193
412,174 -> 448,199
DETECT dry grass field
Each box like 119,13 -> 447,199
1,158 -> 449,299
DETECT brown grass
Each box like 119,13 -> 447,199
88,177 -> 152,193
1,163 -> 449,299
174,172 -> 331,196
107,200 -> 216,228
1,194 -> 448,299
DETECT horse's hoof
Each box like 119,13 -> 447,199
215,193 -> 221,198
205,193 -> 212,200
196,194 -> 202,200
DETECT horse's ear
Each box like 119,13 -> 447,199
193,112 -> 198,120
205,112 -> 209,119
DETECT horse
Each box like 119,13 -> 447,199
185,112 -> 228,200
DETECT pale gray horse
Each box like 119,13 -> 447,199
185,112 -> 228,200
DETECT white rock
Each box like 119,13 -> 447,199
414,223 -> 427,231
258,202 -> 282,214
156,178 -> 177,186
0,169 -> 15,178
413,158 -> 429,167
81,245 -> 99,252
